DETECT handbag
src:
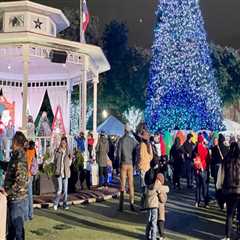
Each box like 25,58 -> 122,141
216,163 -> 225,190
193,155 -> 202,171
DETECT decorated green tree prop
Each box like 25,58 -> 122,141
145,0 -> 224,132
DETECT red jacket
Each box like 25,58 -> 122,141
197,143 -> 209,170
88,137 -> 94,146
159,135 -> 166,156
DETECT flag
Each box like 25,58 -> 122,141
82,0 -> 90,33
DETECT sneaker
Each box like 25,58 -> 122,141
195,203 -> 199,208
64,205 -> 69,210
159,237 -> 166,240
204,204 -> 210,209
53,205 -> 58,211
130,204 -> 136,212
221,238 -> 230,240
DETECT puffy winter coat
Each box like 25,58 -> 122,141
146,180 -> 162,209
54,148 -> 72,178
96,136 -> 109,167
223,156 -> 240,195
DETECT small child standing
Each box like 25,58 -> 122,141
145,170 -> 160,240
157,173 -> 169,240
145,158 -> 169,240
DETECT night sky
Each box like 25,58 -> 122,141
4,0 -> 240,49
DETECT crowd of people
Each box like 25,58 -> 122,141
0,132 -> 73,239
117,125 -> 240,240
1,124 -> 240,240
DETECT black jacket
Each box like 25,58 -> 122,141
211,146 -> 223,166
219,143 -> 229,159
223,155 -> 240,195
183,141 -> 194,160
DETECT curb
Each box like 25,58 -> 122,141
33,191 -> 120,209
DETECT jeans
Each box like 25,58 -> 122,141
213,164 -> 221,185
158,220 -> 165,238
27,176 -> 33,219
8,198 -> 28,240
79,168 -> 91,190
225,195 -> 240,238
54,177 -> 69,207
195,171 -> 208,205
145,208 -> 158,240
186,159 -> 194,187
120,164 -> 134,204
99,167 -> 108,187
139,170 -> 146,207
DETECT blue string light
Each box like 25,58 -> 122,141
145,0 -> 224,133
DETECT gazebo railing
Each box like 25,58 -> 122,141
35,135 -> 75,163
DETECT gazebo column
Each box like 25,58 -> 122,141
67,80 -> 71,135
79,56 -> 88,162
92,74 -> 99,142
80,56 -> 88,133
22,44 -> 30,132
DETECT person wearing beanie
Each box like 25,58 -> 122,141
193,134 -> 210,208
157,173 -> 169,240
145,164 -> 169,240
117,124 -> 138,212
145,164 -> 159,240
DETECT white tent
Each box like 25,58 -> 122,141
97,116 -> 124,136
222,119 -> 240,135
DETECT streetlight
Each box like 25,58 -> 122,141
102,110 -> 108,119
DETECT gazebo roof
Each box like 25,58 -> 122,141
0,32 -> 110,81
0,0 -> 70,32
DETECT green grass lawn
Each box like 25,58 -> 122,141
26,190 -> 226,240
26,200 -> 147,240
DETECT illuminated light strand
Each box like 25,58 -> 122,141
145,0 -> 224,133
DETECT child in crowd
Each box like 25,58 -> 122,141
145,160 -> 169,240
157,173 -> 169,240
26,140 -> 37,220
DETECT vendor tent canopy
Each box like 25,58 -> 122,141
223,119 -> 240,134
97,115 -> 124,136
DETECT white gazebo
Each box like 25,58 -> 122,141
0,1 -> 110,139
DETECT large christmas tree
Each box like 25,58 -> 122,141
145,0 -> 224,132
